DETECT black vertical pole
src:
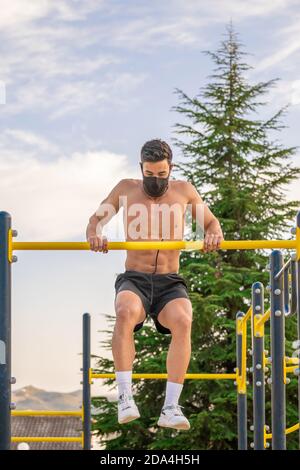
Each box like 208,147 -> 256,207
252,282 -> 265,450
296,212 -> 300,448
236,311 -> 247,450
0,212 -> 11,450
83,313 -> 91,450
270,250 -> 286,450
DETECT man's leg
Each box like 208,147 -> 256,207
112,290 -> 146,371
113,290 -> 146,423
157,297 -> 193,384
156,297 -> 192,429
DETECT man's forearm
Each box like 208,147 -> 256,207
205,217 -> 223,235
86,215 -> 102,240
203,217 -> 224,252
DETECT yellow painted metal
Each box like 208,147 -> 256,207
265,422 -> 300,440
11,239 -> 297,253
263,352 -> 267,371
242,307 -> 252,324
285,366 -> 298,374
297,223 -> 300,261
8,228 -> 13,263
285,357 -> 299,365
282,357 -> 297,383
236,315 -> 248,394
264,425 -> 268,448
11,436 -> 82,443
284,356 -> 287,384
253,314 -> 265,339
241,318 -> 247,393
264,352 -> 298,379
236,316 -> 243,335
255,309 -> 271,329
11,410 -> 82,417
285,423 -> 300,435
91,372 -> 236,380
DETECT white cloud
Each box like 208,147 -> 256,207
0,129 -> 138,240
0,0 -> 103,28
3,128 -> 60,154
254,41 -> 300,73
0,1 -> 141,116
173,0 -> 298,20
1,0 -> 298,117
4,72 -> 147,118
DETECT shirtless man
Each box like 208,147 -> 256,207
86,139 -> 224,431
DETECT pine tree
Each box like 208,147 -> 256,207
91,21 -> 300,450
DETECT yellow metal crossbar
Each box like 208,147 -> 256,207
265,423 -> 300,440
285,366 -> 298,374
11,239 -> 297,252
285,357 -> 299,365
236,314 -> 248,394
90,372 -> 237,380
255,309 -> 271,329
11,410 -> 82,417
11,436 -> 83,443
242,307 -> 252,323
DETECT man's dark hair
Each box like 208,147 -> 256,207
141,139 -> 172,164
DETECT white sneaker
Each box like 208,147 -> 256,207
117,391 -> 140,424
157,404 -> 190,430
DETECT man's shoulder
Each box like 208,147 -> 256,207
171,179 -> 192,190
116,178 -> 140,187
114,178 -> 140,194
171,179 -> 201,202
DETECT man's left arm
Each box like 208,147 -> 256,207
186,182 -> 224,252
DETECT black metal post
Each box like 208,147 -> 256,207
83,313 -> 91,450
236,311 -> 247,450
0,212 -> 12,450
252,282 -> 265,450
270,250 -> 286,450
296,212 -> 300,448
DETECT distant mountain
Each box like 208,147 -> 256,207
11,386 -> 119,450
12,385 -> 117,411
12,385 -> 82,410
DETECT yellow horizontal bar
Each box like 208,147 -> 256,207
286,366 -> 298,373
11,436 -> 82,443
265,422 -> 300,440
12,239 -> 296,251
11,410 -> 82,417
285,357 -> 300,365
91,372 -> 236,380
256,309 -> 271,329
285,423 -> 300,435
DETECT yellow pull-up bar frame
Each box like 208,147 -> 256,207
10,240 -> 297,251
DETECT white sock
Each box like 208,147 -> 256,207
163,381 -> 183,407
115,370 -> 132,398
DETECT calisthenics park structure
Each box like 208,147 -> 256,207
0,210 -> 300,450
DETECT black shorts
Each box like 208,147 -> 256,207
114,270 -> 190,335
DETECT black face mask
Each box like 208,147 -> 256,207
140,163 -> 170,197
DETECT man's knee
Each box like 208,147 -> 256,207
115,295 -> 145,326
159,305 -> 193,332
172,313 -> 192,331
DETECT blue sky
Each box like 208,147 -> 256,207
1,0 -> 299,397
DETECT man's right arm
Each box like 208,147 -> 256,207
86,179 -> 127,252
